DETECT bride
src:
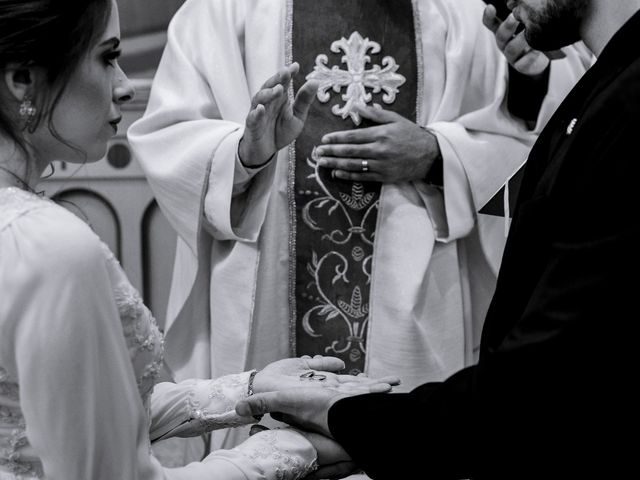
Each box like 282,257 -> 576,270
0,1 -> 394,478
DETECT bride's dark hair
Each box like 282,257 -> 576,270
0,0 -> 112,151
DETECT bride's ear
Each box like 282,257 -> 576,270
3,64 -> 41,102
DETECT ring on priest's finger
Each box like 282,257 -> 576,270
361,160 -> 369,173
300,371 -> 315,379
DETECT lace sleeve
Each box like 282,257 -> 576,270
204,429 -> 318,480
149,372 -> 256,442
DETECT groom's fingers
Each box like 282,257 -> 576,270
482,5 -> 501,34
236,391 -> 284,418
376,375 -> 402,386
303,356 -> 345,372
336,383 -> 393,394
237,388 -> 330,420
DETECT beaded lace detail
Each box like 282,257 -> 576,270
233,430 -> 318,480
0,368 -> 43,479
0,187 -> 165,476
110,270 -> 165,399
0,187 -> 49,234
183,373 -> 252,435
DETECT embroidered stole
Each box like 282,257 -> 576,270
288,0 -> 418,374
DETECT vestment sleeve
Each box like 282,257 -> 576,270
127,0 -> 276,249
416,1 -> 587,245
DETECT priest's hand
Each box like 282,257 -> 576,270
253,355 -> 400,395
239,63 -> 319,167
482,5 -> 550,76
314,106 -> 441,183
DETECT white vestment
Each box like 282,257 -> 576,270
129,0 -> 588,451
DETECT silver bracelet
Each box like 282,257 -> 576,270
247,369 -> 259,396
246,370 -> 264,421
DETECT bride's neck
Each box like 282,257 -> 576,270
0,140 -> 46,191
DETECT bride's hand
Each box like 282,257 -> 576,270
252,355 -> 400,395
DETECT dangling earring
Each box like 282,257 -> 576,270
42,162 -> 56,179
19,94 -> 37,129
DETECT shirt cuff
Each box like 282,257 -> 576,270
235,147 -> 275,189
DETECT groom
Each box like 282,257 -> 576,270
237,0 -> 640,477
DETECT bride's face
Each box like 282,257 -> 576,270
33,0 -> 134,164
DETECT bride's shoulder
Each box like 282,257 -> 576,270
0,188 -> 105,278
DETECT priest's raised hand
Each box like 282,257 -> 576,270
238,62 -> 319,167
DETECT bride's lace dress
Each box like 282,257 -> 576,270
0,188 -> 316,480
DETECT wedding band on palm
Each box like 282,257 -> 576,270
296,369 -> 400,393
299,371 -> 328,381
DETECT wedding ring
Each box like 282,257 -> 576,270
299,371 -> 327,381
361,160 -> 369,173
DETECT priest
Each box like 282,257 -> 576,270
128,0 -> 585,455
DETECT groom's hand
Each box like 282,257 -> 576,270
253,355 -> 400,394
237,387 -> 350,437
482,5 -> 550,76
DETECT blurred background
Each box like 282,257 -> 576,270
118,0 -> 184,77
43,0 -> 188,330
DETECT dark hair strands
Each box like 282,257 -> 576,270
0,0 -> 112,153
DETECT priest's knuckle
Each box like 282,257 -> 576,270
342,145 -> 356,156
343,132 -> 357,143
320,146 -> 333,156
321,160 -> 334,170
379,162 -> 392,174
372,141 -> 387,155
332,160 -> 346,170
376,129 -> 390,141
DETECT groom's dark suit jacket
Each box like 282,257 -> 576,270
328,10 -> 640,479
